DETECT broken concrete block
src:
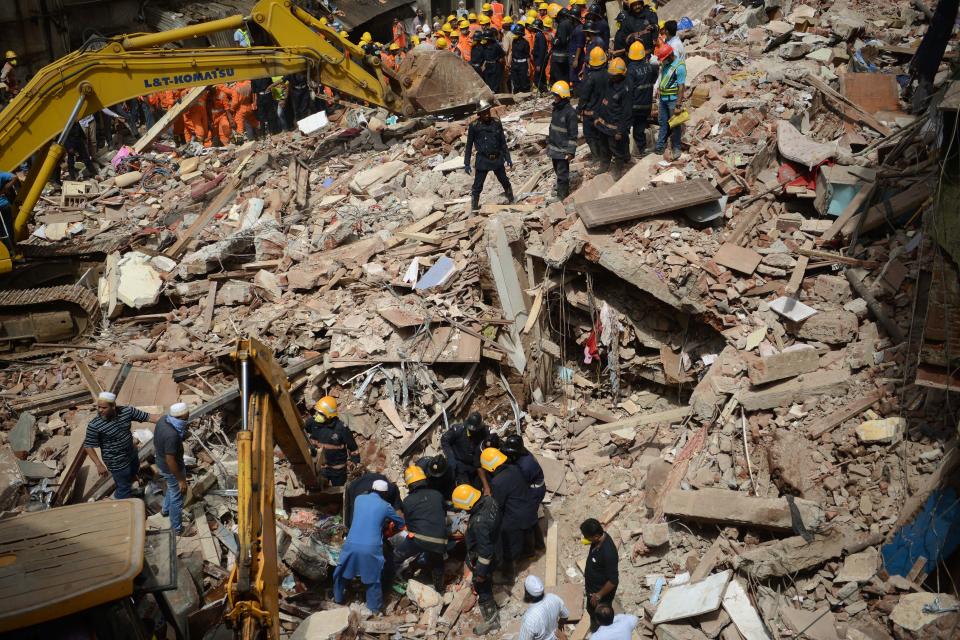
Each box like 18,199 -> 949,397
253,269 -> 282,302
349,160 -> 407,194
890,592 -> 960,634
656,624 -> 709,640
777,120 -> 837,170
407,579 -> 442,609
290,607 -> 354,640
835,547 -> 879,583
797,309 -> 858,344
283,534 -> 334,581
432,156 -> 466,173
780,606 -> 840,640
662,488 -> 824,532
814,274 -> 853,303
178,156 -> 201,175
779,42 -> 812,59
855,417 -> 905,444
116,251 -> 163,309
652,570 -> 732,624
9,412 -> 36,458
150,255 -> 178,273
715,243 -> 762,275
738,368 -> 849,410
0,446 -> 26,510
287,266 -> 324,291
745,346 -> 819,385
407,196 -> 437,219
216,280 -> 255,306
733,533 -> 852,580
642,522 -> 670,547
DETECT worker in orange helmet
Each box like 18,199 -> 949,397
231,80 -> 259,140
181,93 -> 209,147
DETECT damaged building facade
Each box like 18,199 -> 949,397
0,0 -> 959,639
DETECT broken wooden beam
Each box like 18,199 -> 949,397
132,85 -> 207,153
807,387 -> 885,438
165,175 -> 241,259
662,488 -> 825,532
737,368 -> 849,410
845,269 -> 905,343
575,179 -> 721,229
595,407 -> 691,433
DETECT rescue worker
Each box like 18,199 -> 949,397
626,41 -> 656,157
584,20 -> 606,54
286,72 -> 312,123
252,77 -> 279,136
360,31 -> 374,54
545,80 -> 578,200
572,0 -> 589,20
382,42 -> 403,72
440,412 -> 489,487
345,470 -> 402,528
482,3 -> 497,30
453,484 -> 502,634
209,84 -> 236,145
581,518 -> 620,632
464,99 -> 514,212
483,447 -> 537,583
502,433 -> 547,555
570,10 -> 587,84
269,75 -> 291,131
83,392 -> 160,499
468,12 -> 481,34
479,26 -> 505,93
538,2 -> 550,20
491,0 -> 506,27
154,402 -> 191,536
230,80 -> 258,141
547,3 -> 575,85
159,90 -> 186,145
586,3 -> 611,49
393,465 -> 447,592
436,36 -> 450,50
304,395 -> 360,487
509,23 -> 533,93
416,453 -> 456,499
613,0 -> 658,58
577,46 -> 609,163
531,20 -> 550,91
655,43 -> 686,159
333,480 -> 404,614
457,20 -> 473,61
0,171 -> 19,254
594,56 -> 633,178
1,51 -> 18,96
470,30 -> 486,77
392,16 -> 408,49
59,122 -> 99,184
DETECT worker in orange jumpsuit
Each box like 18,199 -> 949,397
182,93 -> 209,146
457,20 -> 473,61
491,0 -> 505,26
392,17 -> 407,49
468,12 -> 482,35
524,21 -> 538,85
208,84 -> 235,146
382,43 -> 405,72
231,80 -> 259,140
159,90 -> 186,144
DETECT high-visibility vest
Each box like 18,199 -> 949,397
659,61 -> 684,97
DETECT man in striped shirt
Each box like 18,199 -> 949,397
84,391 -> 160,499
519,575 -> 569,640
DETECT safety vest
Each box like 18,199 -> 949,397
659,60 -> 684,97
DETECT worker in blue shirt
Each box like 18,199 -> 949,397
0,171 -> 20,254
333,480 -> 404,613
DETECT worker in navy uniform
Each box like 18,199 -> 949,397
416,453 -> 456,500
464,99 -> 514,212
483,447 -> 538,582
502,433 -> 547,556
393,465 -> 448,592
304,395 -> 359,487
613,0 -> 658,58
440,412 -> 489,488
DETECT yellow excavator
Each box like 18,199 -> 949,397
0,337 -> 325,639
0,0 -> 492,349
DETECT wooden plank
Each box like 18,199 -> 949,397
804,75 -> 893,136
132,86 -> 207,153
725,202 -> 764,246
785,239 -> 814,297
807,387 -> 884,438
576,179 -> 721,229
662,488 -> 824,531
51,447 -> 87,507
395,231 -> 442,244
377,399 -> 408,436
569,617 -> 591,640
200,280 -> 217,333
164,175 -> 240,259
192,505 -> 221,565
714,242 -> 762,275
595,406 -> 691,433
383,211 -> 445,251
545,511 -> 558,587
522,287 -> 544,334
438,583 -> 473,630
73,359 -> 103,402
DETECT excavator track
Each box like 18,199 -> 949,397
0,285 -> 100,350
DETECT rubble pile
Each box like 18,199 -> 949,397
1,0 -> 958,639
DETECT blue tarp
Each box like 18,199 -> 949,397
882,487 -> 960,577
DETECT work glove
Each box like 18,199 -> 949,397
464,164 -> 472,174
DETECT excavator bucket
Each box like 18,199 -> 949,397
395,49 -> 495,116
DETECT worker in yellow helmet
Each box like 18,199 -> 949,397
453,482 -> 502,633
592,57 -> 631,177
478,14 -> 491,26
577,46 -> 610,165
482,446 -> 540,589
626,41 -> 657,157
457,20 -> 473,61
547,80 -> 578,200
305,395 -> 359,487
393,465 -> 447,592
538,2 -> 549,19
435,36 -> 449,49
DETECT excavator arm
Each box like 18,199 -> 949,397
0,0 -> 491,273
226,336 -> 320,640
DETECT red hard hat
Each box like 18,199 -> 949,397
656,43 -> 674,61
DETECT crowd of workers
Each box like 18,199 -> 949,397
371,0 -> 689,206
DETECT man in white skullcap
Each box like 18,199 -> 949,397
84,391 -> 161,499
154,402 -> 191,534
518,574 -> 570,640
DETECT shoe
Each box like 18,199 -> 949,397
473,601 -> 501,635
471,194 -> 480,212
505,188 -> 515,204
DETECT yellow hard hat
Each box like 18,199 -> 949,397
459,19 -> 470,28
503,15 -> 513,24
543,16 -> 554,27
574,0 -> 586,4
628,41 -> 646,60
527,8 -> 538,18
547,3 -> 562,18
550,80 -> 571,99
468,12 -> 477,20
319,17 -> 328,25
588,46 -> 607,67
4,51 -> 15,61
482,2 -> 492,10
411,35 -> 420,45
405,464 -> 428,486
539,2 -> 549,9
361,31 -> 372,42
479,14 -> 491,25
659,19 -> 666,28
608,56 -> 627,75
389,42 -> 400,51
452,484 -> 482,510
447,14 -> 456,22
436,36 -> 449,49
340,30 -> 348,38
314,395 -> 338,419
442,24 -> 453,34
480,447 -> 508,473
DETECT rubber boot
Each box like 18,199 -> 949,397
471,193 -> 480,212
557,183 -> 569,201
505,186 -> 515,204
473,601 -> 501,635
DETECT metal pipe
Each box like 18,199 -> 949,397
57,93 -> 87,145
240,358 -> 250,431
121,14 -> 245,50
